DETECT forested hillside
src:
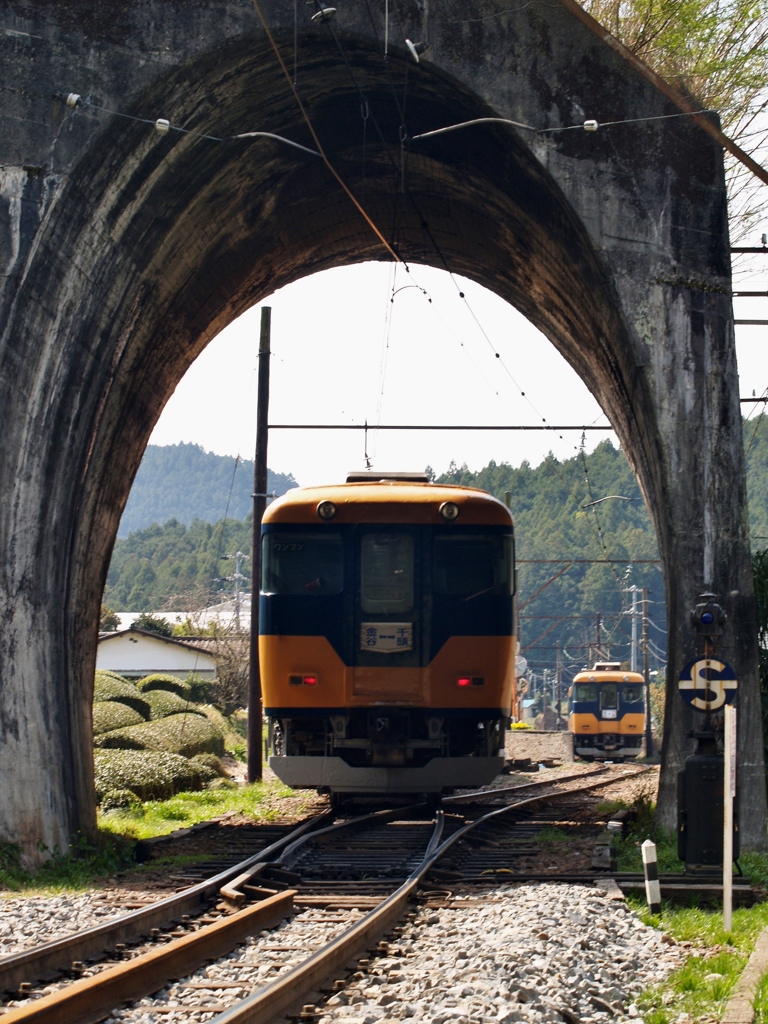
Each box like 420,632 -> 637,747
118,443 -> 297,536
435,441 -> 663,676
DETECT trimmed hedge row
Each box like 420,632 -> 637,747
94,712 -> 225,758
94,749 -> 205,801
93,701 -> 145,735
137,673 -> 193,700
143,689 -> 203,720
93,677 -> 151,719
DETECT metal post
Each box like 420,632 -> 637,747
630,586 -> 638,672
723,704 -> 736,931
248,307 -> 271,784
642,587 -> 653,758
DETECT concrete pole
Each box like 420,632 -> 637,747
630,586 -> 638,672
248,307 -> 271,784
723,703 -> 736,931
642,587 -> 653,758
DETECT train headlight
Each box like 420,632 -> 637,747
439,501 -> 459,521
317,500 -> 337,520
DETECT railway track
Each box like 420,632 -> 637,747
0,764 -> 650,1024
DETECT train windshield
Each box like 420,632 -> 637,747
261,533 -> 343,594
433,534 -> 514,598
573,684 -> 597,702
622,684 -> 644,704
360,533 -> 414,614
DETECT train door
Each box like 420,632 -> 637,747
352,526 -> 424,703
600,684 -> 618,720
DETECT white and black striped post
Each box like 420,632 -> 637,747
642,839 -> 661,914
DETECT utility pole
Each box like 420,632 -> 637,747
642,586 -> 653,758
595,613 -> 602,662
248,307 -> 271,784
629,585 -> 639,672
556,644 -> 562,729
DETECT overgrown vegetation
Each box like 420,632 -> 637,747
579,0 -> 768,236
0,834 -> 136,894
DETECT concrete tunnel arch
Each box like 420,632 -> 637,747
0,2 -> 762,853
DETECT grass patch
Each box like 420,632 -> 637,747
754,961 -> 768,1022
595,798 -> 628,816
0,833 -> 136,895
630,899 -> 768,1024
98,778 -> 308,839
537,826 -> 572,847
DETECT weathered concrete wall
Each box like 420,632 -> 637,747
0,0 -> 763,852
505,731 -> 575,764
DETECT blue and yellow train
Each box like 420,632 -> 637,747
568,662 -> 646,760
260,472 -> 516,795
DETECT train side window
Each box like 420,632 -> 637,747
261,533 -> 343,595
433,534 -> 513,598
574,684 -> 597,702
622,685 -> 643,704
360,534 -> 414,614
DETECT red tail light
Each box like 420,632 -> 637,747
457,677 -> 471,687
303,675 -> 318,686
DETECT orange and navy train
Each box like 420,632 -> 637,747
260,472 -> 516,795
568,662 -> 646,760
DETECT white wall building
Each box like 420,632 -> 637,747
97,628 -> 218,680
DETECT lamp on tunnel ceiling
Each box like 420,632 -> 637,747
306,0 -> 336,21
405,39 -> 429,63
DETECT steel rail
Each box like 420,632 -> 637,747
0,809 -> 443,1024
209,770 -> 640,1024
0,892 -> 295,1024
441,764 -> 610,803
221,803 -> 429,905
0,811 -> 333,993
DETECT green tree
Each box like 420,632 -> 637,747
99,605 -> 120,631
134,612 -> 173,637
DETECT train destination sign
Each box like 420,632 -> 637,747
360,622 -> 413,653
678,658 -> 738,710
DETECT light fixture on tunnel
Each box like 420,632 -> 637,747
306,0 -> 337,21
405,39 -> 429,63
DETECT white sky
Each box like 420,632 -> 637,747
149,260 -> 768,487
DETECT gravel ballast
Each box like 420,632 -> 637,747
86,883 -> 687,1024
0,894 -> 125,954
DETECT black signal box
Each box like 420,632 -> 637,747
677,735 -> 738,870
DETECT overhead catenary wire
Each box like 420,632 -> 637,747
250,0 -> 403,265
410,108 -> 721,142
